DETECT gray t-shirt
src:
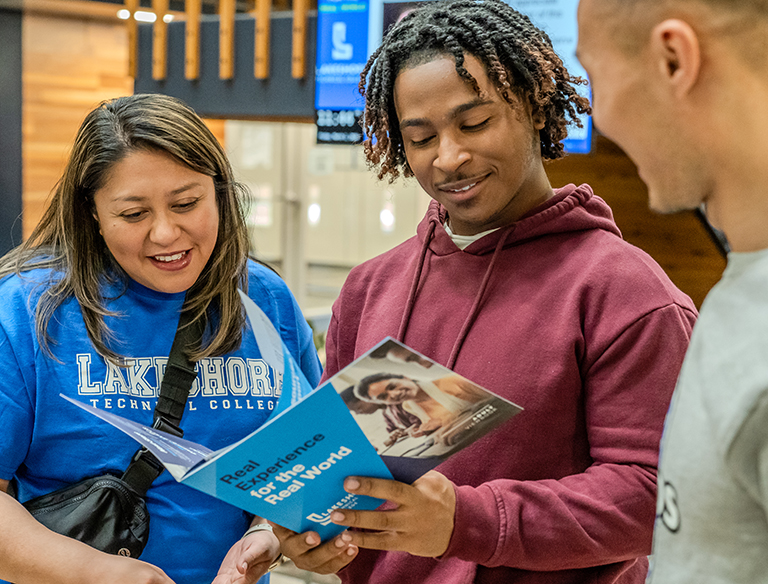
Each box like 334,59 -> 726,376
648,248 -> 768,583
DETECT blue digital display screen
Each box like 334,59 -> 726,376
315,0 -> 371,112
315,0 -> 592,154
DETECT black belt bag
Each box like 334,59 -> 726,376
18,474 -> 150,558
12,308 -> 202,558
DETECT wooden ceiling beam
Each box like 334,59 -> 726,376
292,0 -> 308,79
152,0 -> 169,80
254,0 -> 270,79
219,0 -> 236,80
185,0 -> 201,80
0,0 -> 186,22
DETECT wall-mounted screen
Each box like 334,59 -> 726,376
315,0 -> 592,152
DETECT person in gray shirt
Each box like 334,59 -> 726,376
577,0 -> 768,582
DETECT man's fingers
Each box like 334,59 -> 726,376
331,507 -> 406,532
344,476 -> 412,504
291,539 -> 355,573
274,529 -> 355,573
345,529 -> 403,552
332,471 -> 456,557
304,542 -> 359,575
269,523 -> 298,542
270,524 -> 320,555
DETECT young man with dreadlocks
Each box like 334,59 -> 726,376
272,1 -> 697,582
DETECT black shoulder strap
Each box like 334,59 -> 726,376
121,308 -> 204,495
153,309 -> 204,432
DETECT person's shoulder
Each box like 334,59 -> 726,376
582,229 -> 697,313
246,258 -> 284,289
0,267 -> 59,299
698,252 -> 768,339
0,268 -> 61,323
244,258 -> 299,313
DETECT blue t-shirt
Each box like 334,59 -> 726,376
0,260 -> 322,584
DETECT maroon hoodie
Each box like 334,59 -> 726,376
322,184 -> 697,584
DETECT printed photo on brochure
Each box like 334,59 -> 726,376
325,338 -> 522,483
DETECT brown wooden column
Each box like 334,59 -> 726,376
185,0 -> 201,80
219,0 -> 236,80
126,0 -> 139,77
152,0 -> 169,80
254,0 -> 271,79
292,0 -> 308,79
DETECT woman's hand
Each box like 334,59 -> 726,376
384,428 -> 408,447
270,524 -> 358,575
212,528 -> 281,584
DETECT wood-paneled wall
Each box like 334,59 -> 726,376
22,14 -> 134,237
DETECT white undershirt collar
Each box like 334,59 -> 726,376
444,220 -> 500,250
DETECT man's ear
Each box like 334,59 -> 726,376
650,19 -> 701,98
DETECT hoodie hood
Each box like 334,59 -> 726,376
401,184 -> 624,367
417,183 -> 621,256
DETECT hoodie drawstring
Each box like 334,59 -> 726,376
397,220 -> 436,343
397,218 -> 515,370
446,225 -> 514,369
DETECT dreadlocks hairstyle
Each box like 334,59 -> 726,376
0,94 -> 250,365
359,0 -> 592,180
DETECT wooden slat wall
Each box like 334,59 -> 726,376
219,0 -> 236,80
291,0 -> 308,79
22,14 -> 226,241
126,0 -> 139,77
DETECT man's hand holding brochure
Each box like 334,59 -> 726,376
63,291 -> 522,541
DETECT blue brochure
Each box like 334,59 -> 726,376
63,291 -> 522,541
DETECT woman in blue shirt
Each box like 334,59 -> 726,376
0,93 -> 322,584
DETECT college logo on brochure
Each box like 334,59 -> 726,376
656,477 -> 681,533
306,492 -> 361,526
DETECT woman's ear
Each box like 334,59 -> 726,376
650,19 -> 701,98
